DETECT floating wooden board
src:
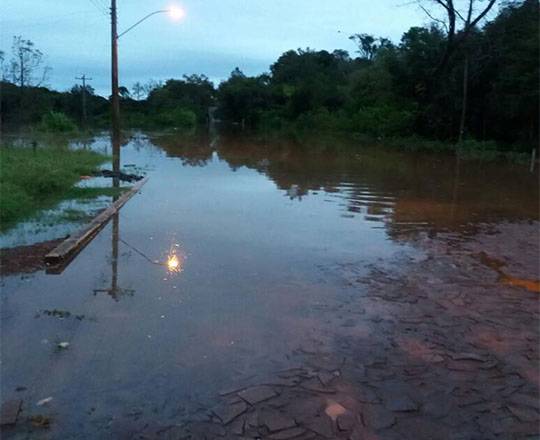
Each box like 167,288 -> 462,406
45,177 -> 148,273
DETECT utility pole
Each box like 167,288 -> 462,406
111,0 -> 121,178
109,3 -> 177,179
75,74 -> 92,125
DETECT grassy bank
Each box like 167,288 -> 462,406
0,146 -> 110,230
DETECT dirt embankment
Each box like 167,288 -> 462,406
0,239 -> 63,276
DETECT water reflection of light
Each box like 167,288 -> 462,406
165,242 -> 185,276
167,253 -> 181,273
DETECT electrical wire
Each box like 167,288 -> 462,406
119,238 -> 162,266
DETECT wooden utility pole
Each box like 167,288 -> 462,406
111,0 -> 121,177
75,74 -> 92,125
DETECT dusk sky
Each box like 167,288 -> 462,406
1,1 -> 430,96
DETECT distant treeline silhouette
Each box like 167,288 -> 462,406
0,0 -> 537,151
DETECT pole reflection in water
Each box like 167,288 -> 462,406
93,137 -> 135,300
90,213 -> 135,301
111,212 -> 119,293
95,132 -> 184,292
112,130 -> 121,189
93,212 -> 135,301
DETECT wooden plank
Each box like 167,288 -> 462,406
45,177 -> 148,269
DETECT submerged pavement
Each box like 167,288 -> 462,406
1,134 -> 538,439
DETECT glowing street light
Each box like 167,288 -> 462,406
117,5 -> 185,39
168,5 -> 186,21
110,2 -> 185,175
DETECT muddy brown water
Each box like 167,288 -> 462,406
1,133 -> 539,439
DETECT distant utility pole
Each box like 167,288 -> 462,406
75,74 -> 92,125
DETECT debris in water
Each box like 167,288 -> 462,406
477,252 -> 540,293
501,275 -> 540,293
94,169 -> 143,182
30,415 -> 51,428
36,397 -> 53,406
57,342 -> 70,350
324,400 -> 347,421
40,309 -> 71,319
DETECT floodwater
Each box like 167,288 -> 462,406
1,133 -> 539,439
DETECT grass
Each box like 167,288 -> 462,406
0,146 -> 111,230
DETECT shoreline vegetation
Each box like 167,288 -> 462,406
6,125 -> 535,164
0,146 -> 116,230
261,132 -> 535,164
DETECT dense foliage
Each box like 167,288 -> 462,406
215,0 -> 538,150
0,0 -> 537,150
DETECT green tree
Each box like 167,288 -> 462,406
480,0 -> 539,146
147,75 -> 215,123
217,69 -> 272,127
349,34 -> 393,60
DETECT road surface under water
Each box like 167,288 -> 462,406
1,133 -> 539,439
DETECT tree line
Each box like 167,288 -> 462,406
216,0 -> 537,151
0,0 -> 537,151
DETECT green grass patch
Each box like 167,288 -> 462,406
0,146 -> 110,230
66,186 -> 129,200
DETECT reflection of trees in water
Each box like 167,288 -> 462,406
129,133 -> 150,152
151,133 -> 214,167
152,134 -> 539,238
4,132 -> 99,152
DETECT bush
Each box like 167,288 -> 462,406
259,110 -> 286,132
351,105 -> 415,137
153,107 -> 197,129
457,139 -> 499,160
294,108 -> 352,133
39,111 -> 78,132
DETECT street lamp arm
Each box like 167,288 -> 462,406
117,10 -> 168,39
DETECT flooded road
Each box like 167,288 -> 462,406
1,133 -> 539,439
